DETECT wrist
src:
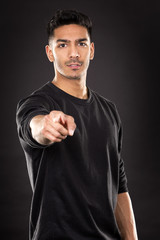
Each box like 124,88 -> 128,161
30,115 -> 52,145
121,231 -> 138,240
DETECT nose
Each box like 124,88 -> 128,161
69,44 -> 80,59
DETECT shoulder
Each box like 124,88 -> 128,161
91,88 -> 117,111
29,81 -> 53,99
17,82 -> 54,111
90,88 -> 121,127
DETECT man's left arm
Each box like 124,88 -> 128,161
115,192 -> 138,240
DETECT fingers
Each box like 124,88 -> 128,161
42,117 -> 68,143
42,131 -> 63,143
50,111 -> 76,136
52,113 -> 65,125
41,125 -> 67,143
41,111 -> 76,143
43,122 -> 67,139
65,115 -> 76,136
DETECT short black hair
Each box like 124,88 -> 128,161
47,9 -> 92,43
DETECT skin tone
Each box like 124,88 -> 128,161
46,24 -> 94,99
115,192 -> 138,240
30,23 -> 138,240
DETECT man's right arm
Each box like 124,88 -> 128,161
30,110 -> 76,145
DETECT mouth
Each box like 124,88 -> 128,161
66,62 -> 82,70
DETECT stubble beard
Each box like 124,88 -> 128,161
55,59 -> 89,81
65,71 -> 81,80
59,68 -> 84,80
64,61 -> 83,80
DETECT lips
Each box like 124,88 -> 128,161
69,64 -> 81,66
66,62 -> 82,69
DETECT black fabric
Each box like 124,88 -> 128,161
16,81 -> 128,240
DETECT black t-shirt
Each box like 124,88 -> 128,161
16,82 -> 128,240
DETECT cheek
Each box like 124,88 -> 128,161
54,49 -> 64,62
83,49 -> 91,62
83,52 -> 91,67
54,55 -> 64,70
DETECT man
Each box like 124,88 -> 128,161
16,9 -> 138,240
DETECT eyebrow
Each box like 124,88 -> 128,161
56,38 -> 88,43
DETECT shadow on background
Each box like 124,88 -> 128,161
1,0 -> 160,239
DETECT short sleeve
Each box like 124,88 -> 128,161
16,93 -> 52,148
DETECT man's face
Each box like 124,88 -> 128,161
46,24 -> 94,80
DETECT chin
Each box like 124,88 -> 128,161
64,73 -> 81,80
59,70 -> 83,80
67,76 -> 81,80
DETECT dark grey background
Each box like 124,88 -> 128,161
1,0 -> 160,239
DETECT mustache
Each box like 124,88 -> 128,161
65,59 -> 83,65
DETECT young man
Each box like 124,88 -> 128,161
16,10 -> 138,240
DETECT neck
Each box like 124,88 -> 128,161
52,73 -> 88,99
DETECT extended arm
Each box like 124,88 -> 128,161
115,192 -> 138,240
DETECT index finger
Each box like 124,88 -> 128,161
65,115 -> 76,136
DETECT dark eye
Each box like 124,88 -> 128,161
59,43 -> 67,48
78,42 -> 87,47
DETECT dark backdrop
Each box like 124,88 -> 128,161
1,0 -> 160,239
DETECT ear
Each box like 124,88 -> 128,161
45,45 -> 54,62
90,42 -> 95,60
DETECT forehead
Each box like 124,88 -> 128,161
53,24 -> 90,41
